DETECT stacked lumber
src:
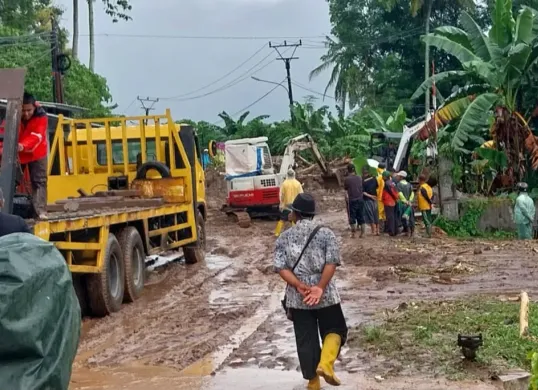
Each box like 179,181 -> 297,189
47,189 -> 164,213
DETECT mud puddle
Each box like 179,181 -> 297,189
206,368 -> 496,390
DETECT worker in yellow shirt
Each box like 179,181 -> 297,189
376,164 -> 386,232
417,174 -> 434,238
275,169 -> 303,237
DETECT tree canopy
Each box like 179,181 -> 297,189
0,0 -> 114,117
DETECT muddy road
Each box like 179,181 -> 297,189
70,203 -> 538,389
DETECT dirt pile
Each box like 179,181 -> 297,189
205,167 -> 227,209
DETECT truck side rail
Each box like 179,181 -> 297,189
47,109 -> 193,201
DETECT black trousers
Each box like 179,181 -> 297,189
291,304 -> 348,380
348,199 -> 364,226
385,205 -> 397,236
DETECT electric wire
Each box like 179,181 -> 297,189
159,43 -> 268,99
161,48 -> 290,102
213,79 -> 286,124
82,33 -> 328,40
21,47 -> 55,68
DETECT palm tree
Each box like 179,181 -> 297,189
72,0 -> 79,59
411,0 -> 538,182
380,0 -> 475,118
87,0 -> 95,71
309,37 -> 362,116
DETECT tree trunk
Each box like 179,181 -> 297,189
424,0 -> 433,119
72,0 -> 79,59
88,0 -> 95,71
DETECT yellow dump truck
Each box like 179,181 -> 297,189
31,110 -> 206,317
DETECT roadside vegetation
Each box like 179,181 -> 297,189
350,298 -> 538,379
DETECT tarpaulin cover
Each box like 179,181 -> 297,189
224,143 -> 263,179
0,233 -> 81,390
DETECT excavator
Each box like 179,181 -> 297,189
220,134 -> 340,227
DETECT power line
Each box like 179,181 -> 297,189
159,43 -> 268,99
161,48 -> 289,102
292,81 -> 336,100
82,33 -> 328,40
123,98 -> 138,115
22,47 -> 54,68
213,79 -> 286,124
0,31 -> 51,44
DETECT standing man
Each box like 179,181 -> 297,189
344,164 -> 365,237
514,182 -> 535,240
274,193 -> 347,390
383,141 -> 397,168
0,188 -> 31,237
417,174 -> 434,238
0,92 -> 48,219
376,163 -> 386,232
362,166 -> 379,235
275,169 -> 303,237
396,171 -> 415,237
382,171 -> 399,236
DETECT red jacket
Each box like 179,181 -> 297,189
0,106 -> 48,164
382,180 -> 399,207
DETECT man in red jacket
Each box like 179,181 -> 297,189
0,92 -> 48,218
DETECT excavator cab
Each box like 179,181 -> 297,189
369,132 -> 403,166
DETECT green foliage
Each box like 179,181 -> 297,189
0,3 -> 114,117
530,351 -> 538,390
435,198 -> 515,237
194,100 -> 375,160
101,0 -> 132,23
324,0 -> 488,117
368,104 -> 407,132
353,298 -> 538,378
434,198 -> 489,237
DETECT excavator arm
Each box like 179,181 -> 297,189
393,118 -> 430,171
279,134 -> 330,175
279,134 -> 341,189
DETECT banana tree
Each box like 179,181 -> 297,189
412,0 -> 538,181
218,111 -> 269,137
368,104 -> 408,133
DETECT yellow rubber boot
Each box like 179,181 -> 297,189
274,221 -> 284,237
316,333 -> 342,386
307,375 -> 320,390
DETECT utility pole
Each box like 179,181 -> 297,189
269,40 -> 302,108
137,96 -> 159,124
50,18 -> 64,104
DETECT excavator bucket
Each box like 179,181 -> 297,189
321,170 -> 342,190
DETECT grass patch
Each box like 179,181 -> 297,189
350,298 -> 538,379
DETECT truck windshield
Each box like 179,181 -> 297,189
96,139 -> 157,165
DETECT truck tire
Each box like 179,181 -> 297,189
183,211 -> 206,264
72,275 -> 90,317
118,227 -> 145,303
86,233 -> 125,317
135,161 -> 171,180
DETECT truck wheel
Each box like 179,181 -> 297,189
86,233 -> 125,317
183,211 -> 206,264
118,227 -> 145,303
72,275 -> 90,317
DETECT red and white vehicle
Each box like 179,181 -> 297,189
222,134 -> 338,226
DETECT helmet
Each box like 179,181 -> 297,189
517,182 -> 529,192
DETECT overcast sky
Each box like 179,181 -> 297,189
54,0 -> 333,124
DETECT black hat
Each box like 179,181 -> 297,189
291,193 -> 316,216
